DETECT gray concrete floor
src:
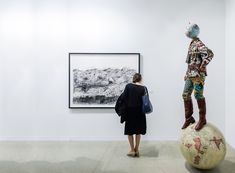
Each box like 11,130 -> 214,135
0,141 -> 235,173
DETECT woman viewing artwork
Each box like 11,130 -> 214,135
121,73 -> 148,157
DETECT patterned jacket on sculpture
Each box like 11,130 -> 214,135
185,38 -> 214,78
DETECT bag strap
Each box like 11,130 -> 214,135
144,86 -> 149,96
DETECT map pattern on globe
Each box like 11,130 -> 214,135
180,123 -> 226,169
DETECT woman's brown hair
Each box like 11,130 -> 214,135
132,73 -> 142,83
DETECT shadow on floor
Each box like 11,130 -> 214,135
0,157 -> 127,173
185,159 -> 235,173
140,146 -> 159,158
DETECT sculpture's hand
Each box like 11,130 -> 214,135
199,65 -> 206,72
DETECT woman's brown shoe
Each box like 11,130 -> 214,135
135,151 -> 140,157
127,151 -> 135,157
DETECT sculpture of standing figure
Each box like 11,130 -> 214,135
182,23 -> 214,131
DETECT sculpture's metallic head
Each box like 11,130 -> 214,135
185,23 -> 200,39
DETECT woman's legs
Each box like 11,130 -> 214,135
127,135 -> 136,157
134,135 -> 141,157
128,135 -> 135,151
135,135 -> 141,152
127,135 -> 141,157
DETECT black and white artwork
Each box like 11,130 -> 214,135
69,53 -> 140,108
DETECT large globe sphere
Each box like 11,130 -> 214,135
180,123 -> 226,170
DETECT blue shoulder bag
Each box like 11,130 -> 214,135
142,87 -> 153,114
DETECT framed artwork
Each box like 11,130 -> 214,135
69,53 -> 140,108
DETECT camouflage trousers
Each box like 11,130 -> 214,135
182,77 -> 205,100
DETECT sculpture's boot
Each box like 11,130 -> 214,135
195,98 -> 207,131
182,99 -> 195,129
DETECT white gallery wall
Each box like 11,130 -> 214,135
226,0 -> 235,148
0,0 -> 225,141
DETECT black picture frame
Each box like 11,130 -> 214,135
69,53 -> 140,109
